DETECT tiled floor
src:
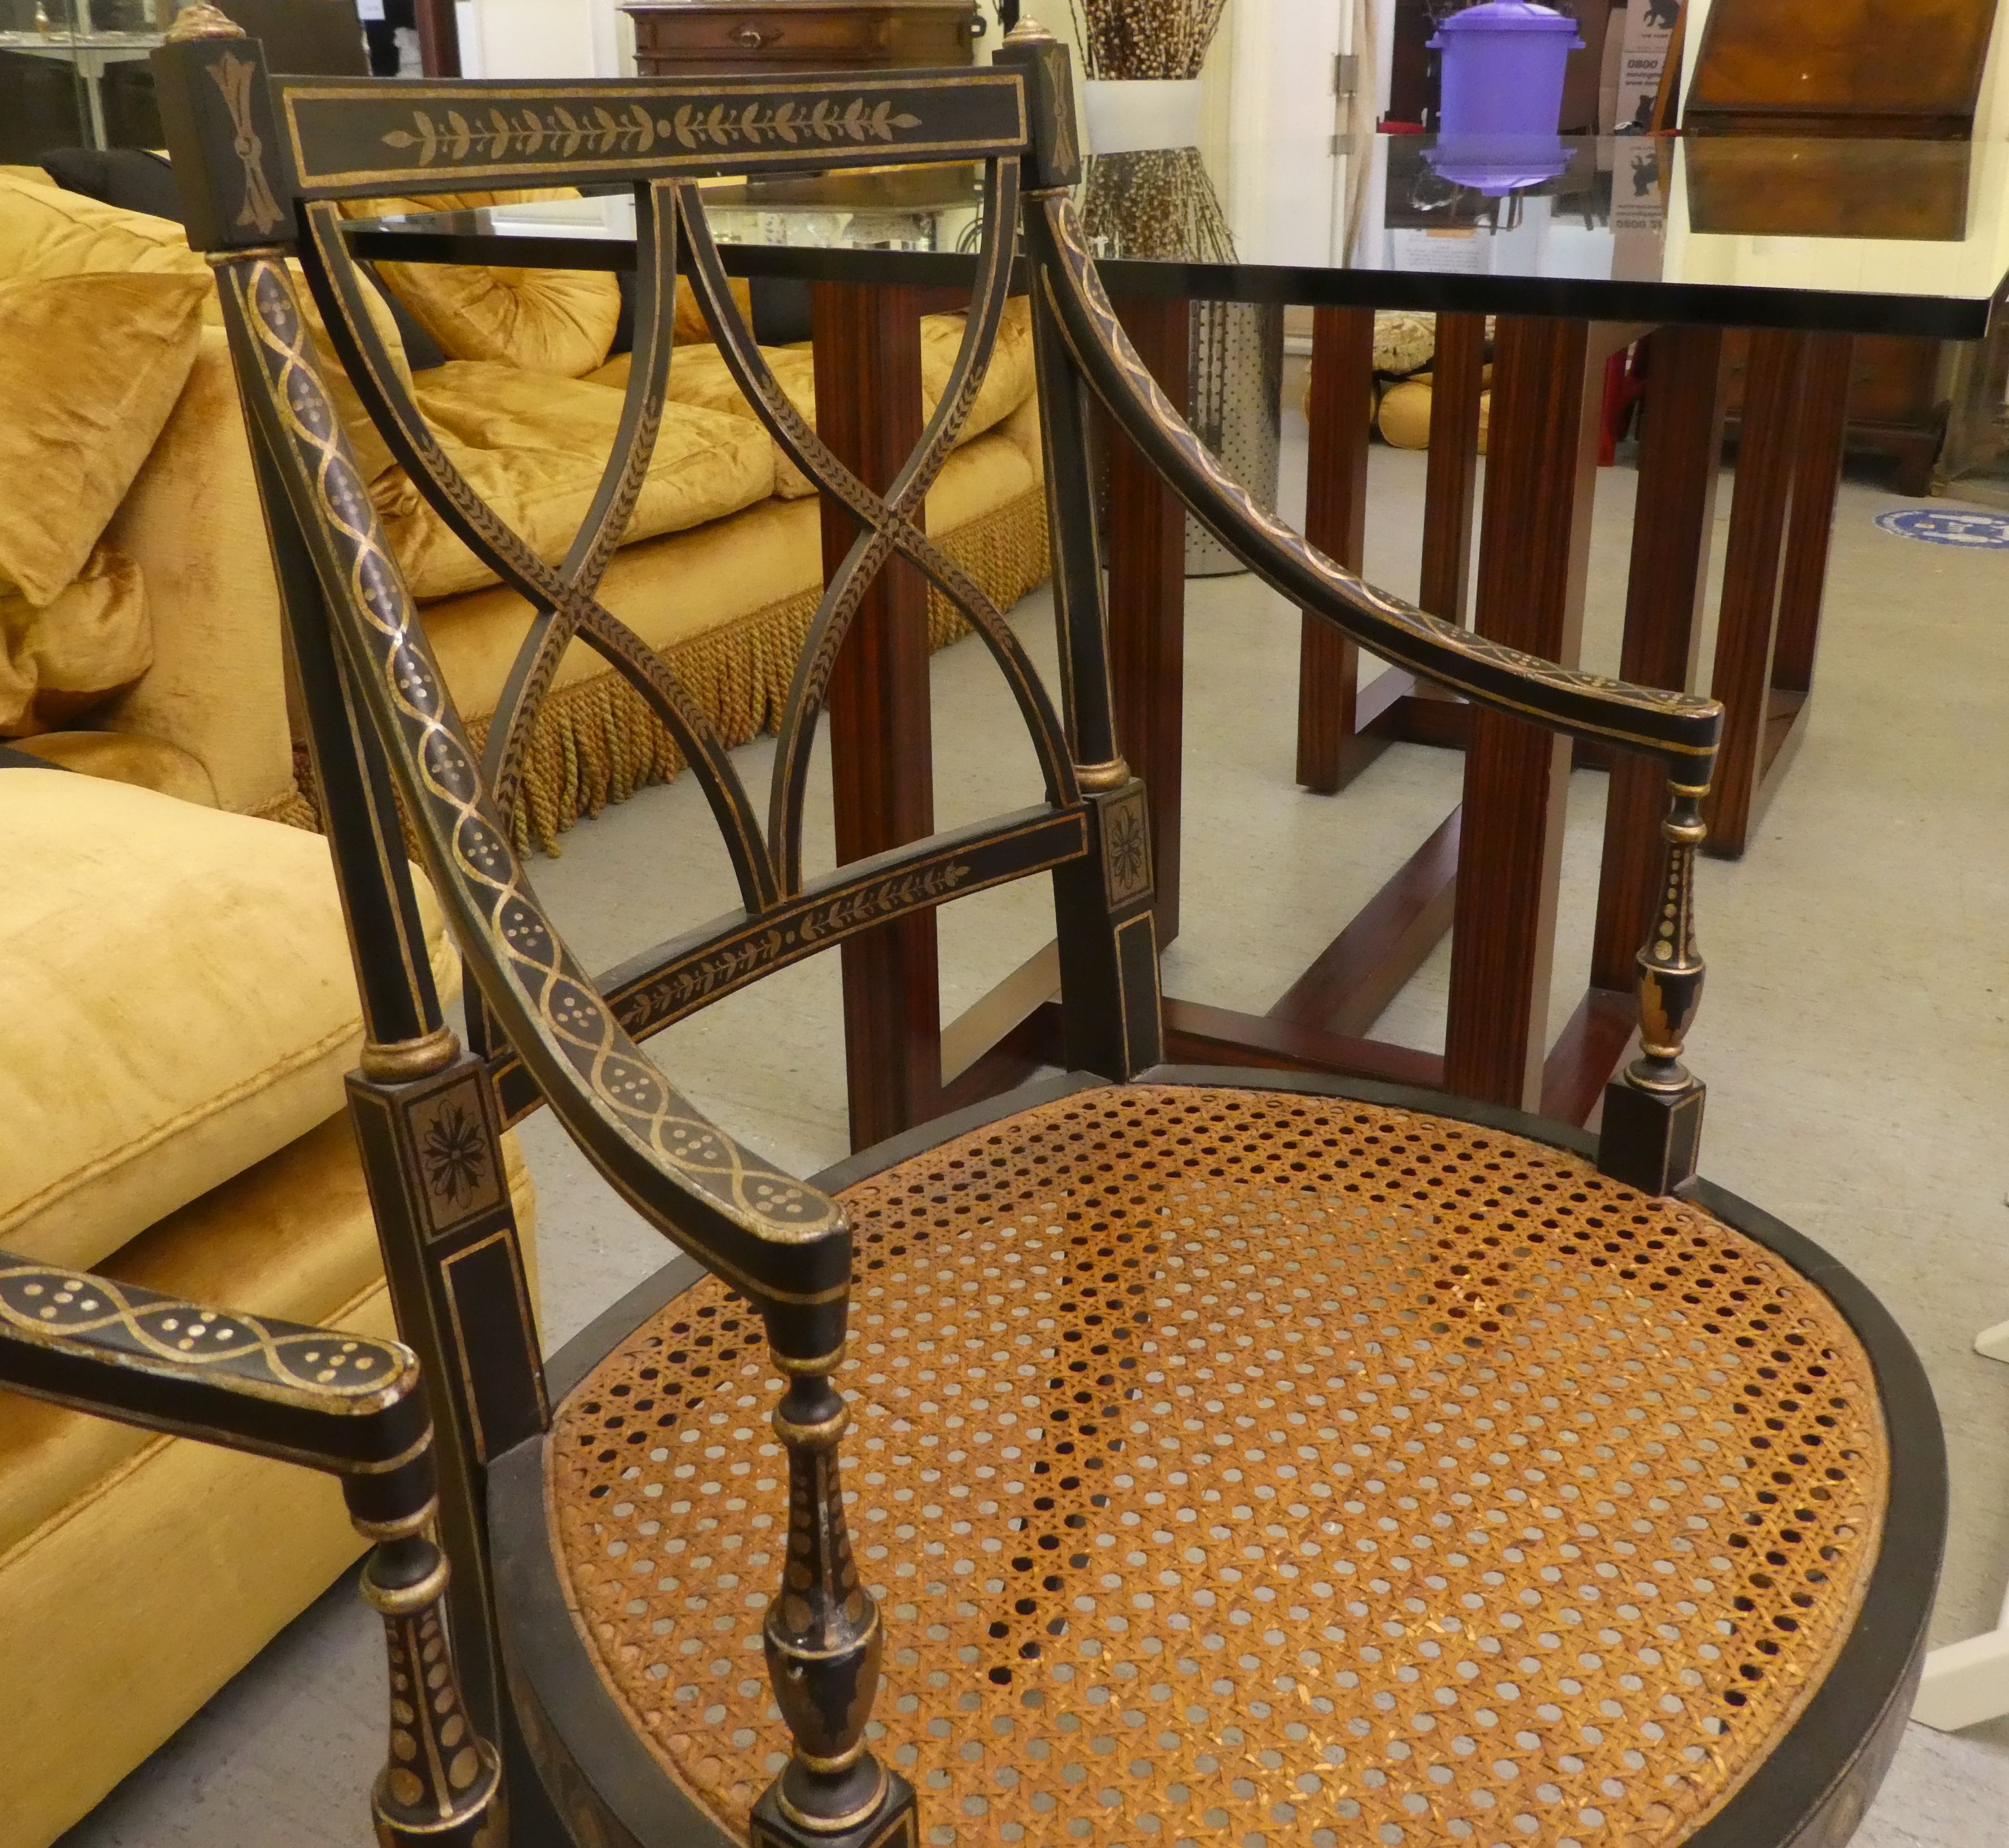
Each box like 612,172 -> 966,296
55,436 -> 2009,1844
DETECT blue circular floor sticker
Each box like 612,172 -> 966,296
1874,506 -> 2009,547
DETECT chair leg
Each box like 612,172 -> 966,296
753,1308 -> 918,1848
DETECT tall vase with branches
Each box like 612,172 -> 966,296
1068,0 -> 1228,78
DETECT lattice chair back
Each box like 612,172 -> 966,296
152,12 -> 1763,1846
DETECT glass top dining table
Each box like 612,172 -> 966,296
343,126 -> 2009,340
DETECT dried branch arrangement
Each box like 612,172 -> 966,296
1081,147 -> 1234,261
1068,0 -> 1229,79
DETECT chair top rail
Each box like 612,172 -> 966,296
1027,192 -> 1725,779
271,69 -> 1032,202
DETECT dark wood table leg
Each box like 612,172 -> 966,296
1419,311 -> 1488,625
1444,315 -> 1602,1111
1704,329 -> 1806,859
814,280 -> 940,1151
1591,325 -> 1727,992
415,0 -> 461,74
1295,311 -> 1491,782
1294,307 -> 1376,793
1107,294 -> 1191,944
1538,326 -> 1733,1125
1773,332 -> 1853,696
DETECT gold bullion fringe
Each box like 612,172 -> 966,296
267,486 -> 1050,855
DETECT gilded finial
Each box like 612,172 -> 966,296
165,0 -> 244,41
1005,13 -> 1057,41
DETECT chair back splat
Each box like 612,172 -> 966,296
137,18 -> 1944,1848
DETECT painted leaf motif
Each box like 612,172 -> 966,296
446,110 -> 472,159
672,104 -> 697,148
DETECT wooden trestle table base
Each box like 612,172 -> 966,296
342,129 -> 2006,1155
873,300 -> 1857,1150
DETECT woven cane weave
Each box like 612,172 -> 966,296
549,1086 -> 1887,1848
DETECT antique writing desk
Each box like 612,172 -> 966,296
350,124 -> 2009,1149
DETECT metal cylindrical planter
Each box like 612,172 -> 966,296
1185,299 -> 1282,577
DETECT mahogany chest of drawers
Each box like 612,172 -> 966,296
622,1 -> 982,76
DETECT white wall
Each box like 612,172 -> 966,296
1221,0 -> 1352,265
460,0 -> 628,78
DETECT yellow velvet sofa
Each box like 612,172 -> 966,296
0,169 -> 1051,848
0,766 -> 540,1848
0,168 -> 549,1844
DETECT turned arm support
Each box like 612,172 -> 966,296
0,1253 -> 501,1847
1022,185 -> 1726,1196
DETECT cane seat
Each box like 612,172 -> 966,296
551,1085 -> 1888,1848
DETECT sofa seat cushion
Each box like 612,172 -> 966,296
6,727 -> 217,805
374,362 -> 776,600
423,417 -> 1042,723
584,297 -> 1037,499
0,770 -> 455,1271
0,541 -> 151,738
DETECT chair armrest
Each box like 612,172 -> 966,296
100,326 -> 297,817
0,1245 -> 503,1846
1030,193 -> 1723,778
0,1246 -> 424,1476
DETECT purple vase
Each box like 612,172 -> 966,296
1426,1 -> 1582,196
1430,1 -> 1584,139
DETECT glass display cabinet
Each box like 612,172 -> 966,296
0,0 -> 172,157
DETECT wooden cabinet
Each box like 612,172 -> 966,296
1722,329 -> 1949,495
622,1 -> 981,76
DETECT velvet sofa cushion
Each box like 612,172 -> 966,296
0,270 -> 208,609
585,297 -> 1038,499
341,189 -> 623,377
0,770 -> 456,1272
0,169 -> 210,297
372,361 -> 776,600
0,541 -> 151,738
5,726 -> 217,805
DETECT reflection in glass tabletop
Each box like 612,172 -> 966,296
345,129 -> 2009,339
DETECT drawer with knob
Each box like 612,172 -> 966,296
623,1 -> 983,74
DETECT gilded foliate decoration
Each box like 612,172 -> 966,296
410,1077 -> 505,1235
208,49 -> 283,234
380,97 -> 921,169
1098,784 -> 1152,906
279,75 -> 1028,190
